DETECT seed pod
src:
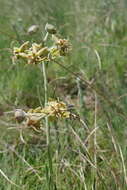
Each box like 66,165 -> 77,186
14,109 -> 26,123
45,23 -> 57,34
27,25 -> 39,35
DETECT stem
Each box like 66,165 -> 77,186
43,32 -> 49,43
94,92 -> 97,189
41,62 -> 53,190
42,62 -> 50,145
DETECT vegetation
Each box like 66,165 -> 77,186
0,0 -> 127,189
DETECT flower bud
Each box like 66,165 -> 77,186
14,109 -> 26,123
27,25 -> 39,35
45,23 -> 57,34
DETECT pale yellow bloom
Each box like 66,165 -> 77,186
14,100 -> 71,128
13,42 -> 50,64
27,100 -> 70,119
13,41 -> 29,54
56,39 -> 71,56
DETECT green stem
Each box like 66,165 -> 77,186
41,62 -> 53,189
42,62 -> 49,144
43,32 -> 49,43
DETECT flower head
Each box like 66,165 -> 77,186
56,39 -> 71,56
27,100 -> 71,120
13,42 -> 50,64
12,25 -> 71,65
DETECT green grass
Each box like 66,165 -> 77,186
0,0 -> 127,189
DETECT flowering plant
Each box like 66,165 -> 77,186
13,23 -> 73,130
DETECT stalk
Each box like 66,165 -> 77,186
42,62 -> 49,144
41,62 -> 53,190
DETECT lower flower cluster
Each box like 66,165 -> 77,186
15,100 -> 71,128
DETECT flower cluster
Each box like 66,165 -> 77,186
56,39 -> 71,56
13,42 -> 50,64
15,100 -> 71,128
13,24 -> 71,65
28,100 -> 71,118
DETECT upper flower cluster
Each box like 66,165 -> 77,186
13,24 -> 71,65
13,42 -> 50,64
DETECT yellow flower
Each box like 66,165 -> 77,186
13,41 -> 29,55
13,42 -> 50,64
56,39 -> 71,56
31,43 -> 42,54
49,47 -> 60,59
13,35 -> 71,65
36,100 -> 71,119
36,47 -> 49,57
26,48 -> 50,65
27,101 -> 71,126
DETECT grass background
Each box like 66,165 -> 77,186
0,0 -> 127,189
